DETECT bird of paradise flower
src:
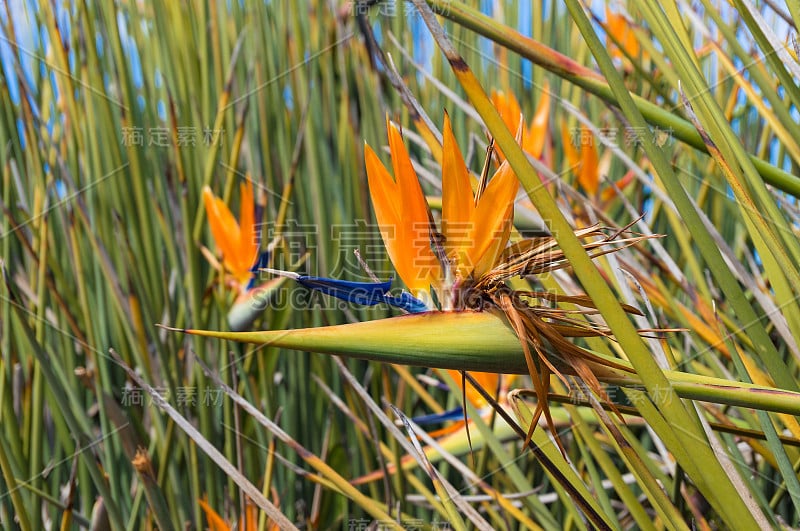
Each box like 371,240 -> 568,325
202,180 -> 263,293
202,179 -> 294,331
286,114 -> 647,448
181,111 -> 655,451
605,7 -> 648,67
561,121 -> 635,202
490,83 -> 551,163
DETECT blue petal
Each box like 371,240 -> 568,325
294,275 -> 428,312
383,291 -> 429,313
296,275 -> 393,305
246,251 -> 272,291
412,407 -> 465,426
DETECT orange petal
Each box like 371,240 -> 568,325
605,8 -> 622,38
365,143 -> 400,223
242,499 -> 258,531
387,121 -> 439,291
560,119 -> 580,170
578,127 -> 599,197
235,179 -> 258,280
525,81 -> 550,159
601,168 -> 635,202
444,369 -> 501,408
491,90 -> 524,162
365,141 -> 438,296
606,7 -> 625,61
472,161 -> 517,276
198,498 -> 232,531
412,114 -> 443,165
625,28 -> 641,59
365,143 -> 402,263
203,186 -> 241,274
441,113 -> 476,278
606,8 -> 641,61
491,90 -> 522,137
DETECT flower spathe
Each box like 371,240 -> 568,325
203,181 -> 259,290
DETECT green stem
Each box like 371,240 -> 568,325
0,428 -> 32,531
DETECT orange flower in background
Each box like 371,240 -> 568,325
561,121 -> 636,201
606,7 -> 644,63
203,180 -> 259,290
561,123 -> 600,197
491,82 -> 551,161
601,168 -> 635,203
199,497 -> 272,531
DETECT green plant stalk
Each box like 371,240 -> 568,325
413,440 -> 467,531
641,1 -> 800,286
567,392 -> 688,529
733,0 -> 800,122
30,204 -> 48,530
0,427 -> 32,531
581,380 -> 690,528
110,352 -> 297,530
82,76 -> 133,508
505,391 -> 614,530
0,144 -> 14,522
378,404 -> 630,477
657,0 -> 800,267
132,450 -> 176,531
628,0 -> 798,393
192,45 -> 239,242
719,323 -> 800,514
697,0 -> 800,166
16,478 -> 91,529
8,297 -> 124,530
0,354 -> 27,516
391,369 -> 559,527
436,394 -> 559,529
425,0 -> 800,197
70,204 -> 169,452
192,358 -> 408,531
98,4 -> 160,297
575,444 -> 618,530
567,404 -> 654,530
561,4 -> 768,525
346,390 -> 385,510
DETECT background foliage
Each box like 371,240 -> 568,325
2,0 -> 800,529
